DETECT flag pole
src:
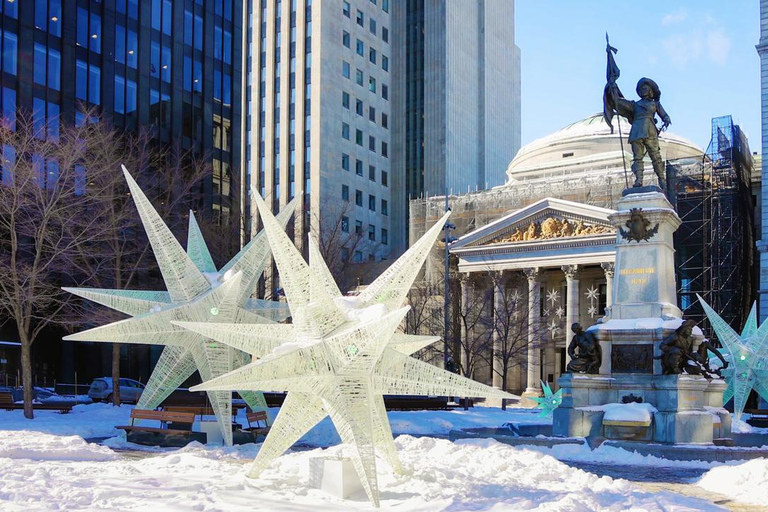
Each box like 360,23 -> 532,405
605,33 -> 630,189
614,105 -> 630,189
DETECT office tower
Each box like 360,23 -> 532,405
758,0 -> 768,321
390,0 -> 521,252
0,0 -> 242,222
244,0 -> 393,290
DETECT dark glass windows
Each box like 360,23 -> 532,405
35,0 -> 62,36
116,25 -> 138,68
1,30 -> 17,76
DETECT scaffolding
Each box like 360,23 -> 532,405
670,115 -> 756,339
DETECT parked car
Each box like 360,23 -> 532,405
88,378 -> 145,404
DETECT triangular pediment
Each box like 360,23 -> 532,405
452,198 -> 616,250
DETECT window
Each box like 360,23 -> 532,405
368,224 -> 376,241
341,248 -> 349,262
381,141 -> 388,157
117,0 -> 139,19
381,228 -> 388,245
35,0 -> 62,36
342,92 -> 350,109
341,215 -> 349,232
368,194 -> 375,211
114,75 -> 137,115
342,1 -> 350,17
382,84 -> 388,100
355,190 -> 363,206
369,135 -> 376,152
2,86 -> 16,130
369,107 -> 376,122
2,30 -> 17,76
382,27 -> 389,43
381,199 -> 388,215
381,170 -> 388,186
342,60 -> 350,78
342,123 -> 350,140
355,159 -> 363,176
342,153 -> 350,171
356,39 -> 364,56
356,99 -> 363,116
162,0 -> 172,35
370,18 -> 377,34
382,0 -> 389,13
151,41 -> 160,78
342,184 -> 349,201
34,43 -> 46,86
343,31 -> 350,48
381,113 -> 388,129
355,129 -> 363,146
369,48 -> 377,64
369,165 -> 375,181
382,55 -> 388,72
356,10 -> 364,26
369,76 -> 376,93
356,69 -> 364,86
354,250 -> 363,262
161,44 -> 171,82
1,0 -> 18,19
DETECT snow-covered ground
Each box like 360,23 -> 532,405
0,403 -> 766,511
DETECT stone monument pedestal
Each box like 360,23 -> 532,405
554,190 -> 729,444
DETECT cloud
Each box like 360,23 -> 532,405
661,32 -> 702,66
706,29 -> 732,65
661,9 -> 689,26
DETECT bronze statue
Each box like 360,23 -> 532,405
657,320 -> 727,378
603,36 -> 671,190
566,323 -> 601,374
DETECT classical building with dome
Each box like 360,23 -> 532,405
408,113 -> 756,403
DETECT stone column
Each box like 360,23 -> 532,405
521,267 -> 542,405
492,272 -> 504,389
562,265 -> 580,369
601,262 -> 615,311
460,274 -> 470,377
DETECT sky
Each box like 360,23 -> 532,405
515,1 -> 761,153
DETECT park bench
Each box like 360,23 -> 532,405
162,403 -> 248,421
745,409 -> 768,428
116,409 -> 206,447
0,391 -> 72,414
235,411 -> 271,443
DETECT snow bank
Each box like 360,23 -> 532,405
0,402 -> 133,439
602,403 -> 657,424
0,430 -> 116,461
0,430 -> 718,511
698,458 -> 768,506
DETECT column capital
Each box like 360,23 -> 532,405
600,261 -> 615,277
523,267 -> 540,282
561,264 -> 579,280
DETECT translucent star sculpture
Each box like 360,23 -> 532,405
177,192 -> 516,507
547,288 -> 560,305
531,381 -> 563,418
63,166 -> 297,445
698,295 -> 768,418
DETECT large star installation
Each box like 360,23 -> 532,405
64,167 -> 296,445
698,295 -> 768,418
176,192 -> 517,507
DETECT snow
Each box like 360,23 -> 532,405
1,403 -> 765,510
602,403 -> 657,424
698,458 -> 768,507
0,429 -> 720,511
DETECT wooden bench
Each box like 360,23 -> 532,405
162,403 -> 248,421
117,409 -> 206,447
0,392 -> 73,414
745,409 -> 768,428
234,411 -> 271,443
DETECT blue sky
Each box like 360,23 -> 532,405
516,1 -> 761,153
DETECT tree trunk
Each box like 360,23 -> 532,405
112,343 -> 121,406
20,339 -> 34,419
501,370 -> 507,410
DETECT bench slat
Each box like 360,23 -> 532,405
117,426 -> 199,435
130,409 -> 195,423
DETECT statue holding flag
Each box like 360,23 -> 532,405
603,35 -> 672,191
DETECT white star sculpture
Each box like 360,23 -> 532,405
510,290 -> 522,305
555,306 -> 564,319
698,296 -> 768,418
587,305 -> 598,318
64,167 -> 296,446
176,193 -> 516,507
548,319 -> 560,338
546,288 -> 560,306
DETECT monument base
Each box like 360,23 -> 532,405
554,373 -> 729,444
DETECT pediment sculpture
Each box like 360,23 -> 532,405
489,216 -> 614,244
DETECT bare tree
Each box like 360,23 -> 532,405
0,110 -> 128,418
452,273 -> 494,379
479,271 -> 547,396
404,277 -> 445,365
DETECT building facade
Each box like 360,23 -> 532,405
244,0 -> 394,295
409,114 -> 756,395
0,0 -> 242,220
390,0 -> 521,253
757,0 -> 768,321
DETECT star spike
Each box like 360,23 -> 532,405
122,166 -> 210,303
531,381 -> 563,417
186,211 -> 217,273
62,288 -> 172,317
